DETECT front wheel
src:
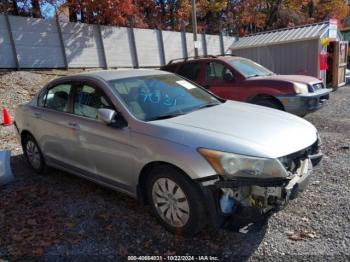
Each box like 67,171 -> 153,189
146,165 -> 206,236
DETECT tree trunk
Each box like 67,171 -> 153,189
266,0 -> 283,28
31,0 -> 41,18
159,0 -> 166,29
12,0 -> 19,15
69,6 -> 78,22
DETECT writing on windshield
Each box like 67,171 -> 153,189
108,74 -> 220,121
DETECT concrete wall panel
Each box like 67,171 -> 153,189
162,30 -> 184,63
0,16 -> 16,68
186,33 -> 204,57
61,22 -> 104,68
134,28 -> 161,67
206,34 -> 221,56
101,26 -> 133,67
9,16 -> 65,68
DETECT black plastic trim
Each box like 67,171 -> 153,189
195,175 -> 220,183
215,177 -> 290,188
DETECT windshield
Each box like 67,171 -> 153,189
228,58 -> 273,78
108,74 -> 220,121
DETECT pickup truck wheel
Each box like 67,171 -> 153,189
146,165 -> 206,236
253,99 -> 283,110
22,134 -> 47,174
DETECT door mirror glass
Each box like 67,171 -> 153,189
97,108 -> 116,124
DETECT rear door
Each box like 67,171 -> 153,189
202,61 -> 241,100
70,81 -> 135,191
32,82 -> 79,166
176,62 -> 202,84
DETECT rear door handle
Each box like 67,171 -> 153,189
34,112 -> 41,118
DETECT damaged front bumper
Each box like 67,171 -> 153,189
197,151 -> 322,229
277,89 -> 331,116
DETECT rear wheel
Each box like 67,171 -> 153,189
22,134 -> 47,174
146,165 -> 206,236
253,99 -> 283,110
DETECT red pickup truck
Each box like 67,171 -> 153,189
161,55 -> 331,116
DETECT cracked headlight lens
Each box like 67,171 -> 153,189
198,148 -> 288,178
294,83 -> 309,94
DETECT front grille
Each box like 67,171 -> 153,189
278,140 -> 319,173
312,83 -> 324,92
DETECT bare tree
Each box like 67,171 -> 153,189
31,0 -> 41,18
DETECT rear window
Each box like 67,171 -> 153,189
162,64 -> 178,73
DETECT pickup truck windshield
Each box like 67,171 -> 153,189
108,74 -> 220,121
228,58 -> 274,78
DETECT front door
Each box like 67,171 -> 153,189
202,61 -> 241,101
70,82 -> 135,191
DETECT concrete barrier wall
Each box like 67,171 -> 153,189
206,34 -> 222,56
0,15 -> 236,69
162,30 -> 185,63
61,22 -> 104,68
134,28 -> 162,67
0,16 -> 16,68
101,26 -> 133,67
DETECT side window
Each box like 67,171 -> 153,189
205,62 -> 234,81
37,89 -> 47,107
73,84 -> 113,119
44,84 -> 71,112
177,63 -> 201,81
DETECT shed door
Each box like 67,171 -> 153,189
333,41 -> 348,88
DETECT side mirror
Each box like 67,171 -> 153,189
97,108 -> 116,125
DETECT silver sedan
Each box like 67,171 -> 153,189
14,69 -> 323,235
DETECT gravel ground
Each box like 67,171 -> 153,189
0,71 -> 349,261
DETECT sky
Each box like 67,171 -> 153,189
41,0 -> 66,18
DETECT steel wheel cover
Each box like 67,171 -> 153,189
152,178 -> 190,227
26,140 -> 41,169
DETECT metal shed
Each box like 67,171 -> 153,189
230,21 -> 347,88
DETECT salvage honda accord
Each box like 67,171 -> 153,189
14,69 -> 322,236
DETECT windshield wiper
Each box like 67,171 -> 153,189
195,102 -> 221,110
147,112 -> 185,121
247,74 -> 261,78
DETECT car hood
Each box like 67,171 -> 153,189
149,101 -> 317,158
257,74 -> 321,85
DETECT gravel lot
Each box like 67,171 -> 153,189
0,71 -> 349,261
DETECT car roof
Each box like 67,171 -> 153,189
78,69 -> 171,81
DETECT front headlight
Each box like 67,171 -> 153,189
198,148 -> 288,178
293,83 -> 309,94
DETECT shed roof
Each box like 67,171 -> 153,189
230,22 -> 330,50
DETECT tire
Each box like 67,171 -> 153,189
253,99 -> 283,110
146,165 -> 206,236
22,134 -> 47,174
